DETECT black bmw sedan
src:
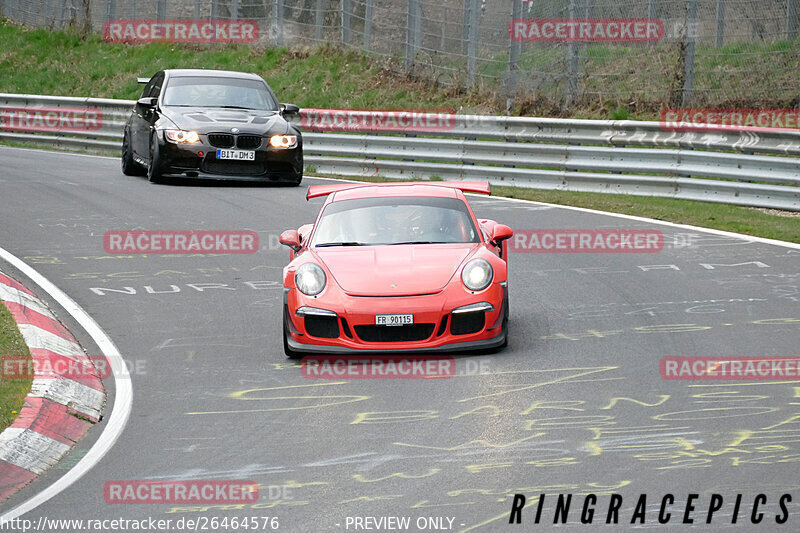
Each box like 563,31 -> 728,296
121,69 -> 303,184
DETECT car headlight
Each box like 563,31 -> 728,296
295,263 -> 326,296
165,130 -> 200,144
461,258 -> 493,291
270,134 -> 298,149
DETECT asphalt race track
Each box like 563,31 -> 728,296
1,145 -> 799,532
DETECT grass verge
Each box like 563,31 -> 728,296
0,20 -> 479,113
0,301 -> 32,433
3,19 -> 798,119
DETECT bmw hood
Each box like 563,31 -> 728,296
161,107 -> 291,134
315,244 -> 477,296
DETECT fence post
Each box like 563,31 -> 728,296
467,0 -> 479,89
788,0 -> 798,40
194,0 -> 200,18
315,0 -> 324,41
65,0 -> 74,27
413,0 -> 422,55
564,0 -> 579,111
715,0 -> 724,47
507,0 -> 522,114
231,0 -> 239,19
682,0 -> 697,106
273,0 -> 284,46
342,0 -> 351,45
104,0 -> 116,24
52,0 -> 61,27
210,0 -> 218,20
363,0 -> 373,50
156,0 -> 166,20
45,0 -> 56,27
462,0 -> 470,55
405,0 -> 421,69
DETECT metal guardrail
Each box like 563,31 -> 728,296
1,93 -> 798,210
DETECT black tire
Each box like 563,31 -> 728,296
283,309 -> 302,359
147,134 -> 163,184
500,289 -> 509,348
121,129 -> 146,176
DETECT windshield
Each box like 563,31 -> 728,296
311,196 -> 480,247
162,76 -> 279,110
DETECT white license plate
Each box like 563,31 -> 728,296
216,149 -> 255,161
375,314 -> 413,327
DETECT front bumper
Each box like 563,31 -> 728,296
286,329 -> 507,354
157,137 -> 302,181
284,283 -> 508,354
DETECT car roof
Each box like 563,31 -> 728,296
165,69 -> 262,80
331,184 -> 460,202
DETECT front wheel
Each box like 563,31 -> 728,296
121,129 -> 145,176
283,308 -> 302,359
499,316 -> 509,348
500,288 -> 509,348
147,134 -> 163,183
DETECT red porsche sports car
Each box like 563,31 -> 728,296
279,181 -> 513,357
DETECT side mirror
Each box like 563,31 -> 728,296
279,229 -> 302,252
280,103 -> 300,117
137,97 -> 157,108
297,224 -> 313,242
490,224 -> 514,244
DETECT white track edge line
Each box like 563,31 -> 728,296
0,145 -> 117,160
0,247 -> 132,520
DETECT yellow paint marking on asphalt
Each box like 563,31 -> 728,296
458,366 -> 617,402
458,495 -> 540,533
393,433 -> 548,451
339,495 -> 403,504
601,395 -> 670,409
187,382 -> 368,414
411,500 -> 475,509
352,469 -> 440,483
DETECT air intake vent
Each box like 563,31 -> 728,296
185,114 -> 213,122
354,324 -> 435,342
236,135 -> 262,149
208,133 -> 235,148
450,312 -> 485,335
305,316 -> 340,339
202,161 -> 264,176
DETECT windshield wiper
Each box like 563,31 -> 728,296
315,241 -> 368,247
217,105 -> 259,110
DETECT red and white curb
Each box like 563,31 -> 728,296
0,271 -> 106,501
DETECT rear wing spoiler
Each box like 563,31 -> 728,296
306,181 -> 491,200
137,78 -> 150,84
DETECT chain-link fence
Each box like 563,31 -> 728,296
1,0 -> 798,114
